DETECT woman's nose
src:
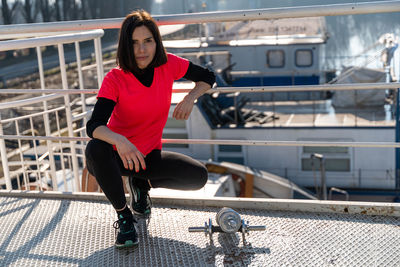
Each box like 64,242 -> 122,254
138,43 -> 145,52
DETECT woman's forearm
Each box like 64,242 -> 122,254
185,81 -> 212,102
92,125 -> 126,146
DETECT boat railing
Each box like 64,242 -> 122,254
0,1 -> 400,194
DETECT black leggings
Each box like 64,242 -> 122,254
85,139 -> 208,210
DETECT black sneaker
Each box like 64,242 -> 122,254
127,176 -> 152,218
113,213 -> 139,248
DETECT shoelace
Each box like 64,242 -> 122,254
113,216 -> 137,235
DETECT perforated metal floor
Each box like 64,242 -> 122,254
1,195 -> 400,267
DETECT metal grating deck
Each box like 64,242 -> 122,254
1,193 -> 400,266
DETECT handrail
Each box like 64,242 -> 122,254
0,135 -> 399,148
0,82 -> 398,98
0,1 -> 399,35
0,30 -> 104,52
0,94 -> 63,110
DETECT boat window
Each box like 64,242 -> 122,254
295,49 -> 313,67
219,145 -> 242,152
216,145 -> 245,165
266,50 -> 285,68
303,147 -> 348,154
301,158 -> 350,172
301,145 -> 351,172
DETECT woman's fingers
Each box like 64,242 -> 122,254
126,158 -> 133,170
122,158 -> 129,169
173,99 -> 194,120
173,107 -> 186,120
173,103 -> 183,119
136,151 -> 146,171
131,156 -> 140,172
124,152 -> 146,172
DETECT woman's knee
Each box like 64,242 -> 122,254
190,164 -> 208,190
85,139 -> 113,162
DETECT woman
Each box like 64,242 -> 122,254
85,10 -> 215,248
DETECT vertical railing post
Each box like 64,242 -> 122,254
75,41 -> 87,127
0,114 -> 12,190
94,37 -> 104,88
396,87 -> 400,190
37,46 -> 58,191
58,43 -> 81,192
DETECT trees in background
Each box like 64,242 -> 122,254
0,0 -> 152,24
1,0 -> 19,25
0,0 -> 152,59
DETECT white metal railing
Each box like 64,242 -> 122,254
0,82 -> 399,96
0,30 -> 104,191
2,135 -> 400,148
0,1 -> 399,35
2,85 -> 398,192
0,2 -> 399,194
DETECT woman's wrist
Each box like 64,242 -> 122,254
184,94 -> 196,103
113,134 -> 128,146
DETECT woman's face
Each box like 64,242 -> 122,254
132,25 -> 156,69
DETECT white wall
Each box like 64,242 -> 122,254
214,127 -> 395,189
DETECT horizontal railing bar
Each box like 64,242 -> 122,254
72,110 -> 92,122
163,139 -> 400,148
1,106 -> 65,123
0,1 -> 399,34
230,70 -> 331,76
73,126 -> 86,133
81,59 -> 116,71
0,30 -> 104,52
0,31 -> 88,40
8,160 -> 49,166
175,51 -> 231,57
213,82 -> 400,93
0,94 -> 63,110
0,82 -> 399,96
0,135 -> 399,148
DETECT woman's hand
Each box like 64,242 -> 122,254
115,135 -> 146,172
173,81 -> 211,120
173,95 -> 195,120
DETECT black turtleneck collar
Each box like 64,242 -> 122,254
131,67 -> 154,87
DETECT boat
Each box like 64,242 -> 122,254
159,19 -> 400,200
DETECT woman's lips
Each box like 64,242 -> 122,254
136,56 -> 148,61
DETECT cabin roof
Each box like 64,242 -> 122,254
211,17 -> 327,41
1,191 -> 400,266
163,17 -> 327,48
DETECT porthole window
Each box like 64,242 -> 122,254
295,49 -> 313,67
267,50 -> 285,68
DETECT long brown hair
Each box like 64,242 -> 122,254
116,10 -> 167,74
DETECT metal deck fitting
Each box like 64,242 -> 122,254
1,191 -> 400,266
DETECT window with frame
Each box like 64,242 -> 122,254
267,50 -> 285,68
301,146 -> 351,172
216,145 -> 245,165
295,49 -> 313,67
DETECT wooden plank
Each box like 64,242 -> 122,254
244,173 -> 254,197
